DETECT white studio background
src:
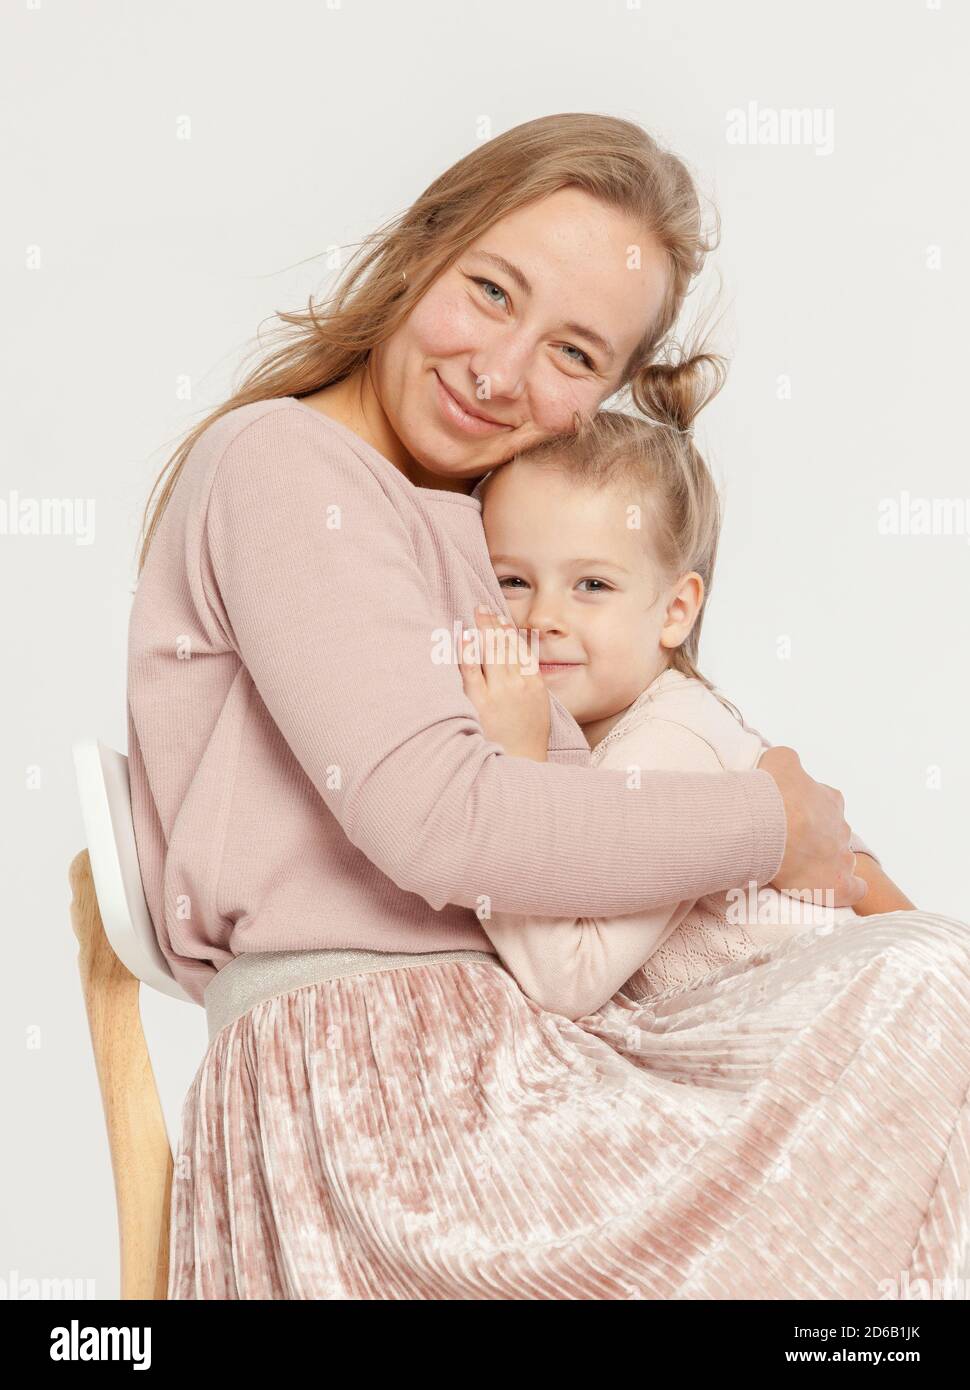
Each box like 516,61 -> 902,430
2,0 -> 967,1298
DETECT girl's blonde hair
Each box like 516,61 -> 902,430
480,336 -> 743,720
136,111 -> 720,574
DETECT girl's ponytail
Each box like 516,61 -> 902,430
629,343 -> 728,439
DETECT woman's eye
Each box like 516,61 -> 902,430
560,344 -> 594,369
468,275 -> 593,369
577,578 -> 612,593
472,277 -> 509,309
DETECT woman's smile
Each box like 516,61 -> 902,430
433,368 -> 515,437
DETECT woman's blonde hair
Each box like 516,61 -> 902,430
136,111 -> 720,575
480,335 -> 743,720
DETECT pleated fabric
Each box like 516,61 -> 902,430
168,910 -> 970,1299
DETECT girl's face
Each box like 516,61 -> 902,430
372,187 -> 670,479
481,461 -> 703,740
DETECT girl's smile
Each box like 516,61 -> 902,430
537,660 -> 586,677
482,458 -> 704,747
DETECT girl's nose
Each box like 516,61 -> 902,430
522,601 -> 568,637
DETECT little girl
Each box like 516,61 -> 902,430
459,352 -> 875,1022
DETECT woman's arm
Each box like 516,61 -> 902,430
199,406 -> 849,919
479,720 -> 732,1021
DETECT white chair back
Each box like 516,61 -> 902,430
72,739 -> 193,1004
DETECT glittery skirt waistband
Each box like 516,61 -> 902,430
203,945 -> 500,1042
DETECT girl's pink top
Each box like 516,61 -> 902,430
127,397 -> 798,1006
482,669 -> 865,1020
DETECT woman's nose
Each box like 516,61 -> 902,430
470,333 -> 532,401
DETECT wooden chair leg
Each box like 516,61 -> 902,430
69,850 -> 172,1300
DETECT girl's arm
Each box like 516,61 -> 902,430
482,902 -> 695,1022
199,405 -> 833,919
852,854 -> 916,914
479,718 -> 732,1021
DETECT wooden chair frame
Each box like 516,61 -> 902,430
68,847 -> 172,1299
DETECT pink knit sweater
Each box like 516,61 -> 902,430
127,397 -> 791,1006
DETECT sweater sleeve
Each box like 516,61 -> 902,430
481,720 -> 730,1020
200,407 -> 788,918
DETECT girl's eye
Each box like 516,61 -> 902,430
471,277 -> 509,309
498,576 -> 612,594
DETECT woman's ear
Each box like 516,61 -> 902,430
660,571 -> 704,650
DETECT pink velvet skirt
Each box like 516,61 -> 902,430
168,911 -> 970,1299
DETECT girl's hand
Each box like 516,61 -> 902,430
459,605 -> 550,761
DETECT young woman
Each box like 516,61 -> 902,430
129,114 -> 970,1298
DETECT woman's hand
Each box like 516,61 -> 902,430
757,746 -> 868,908
459,606 -> 550,761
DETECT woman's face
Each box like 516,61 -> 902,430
371,187 -> 671,479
